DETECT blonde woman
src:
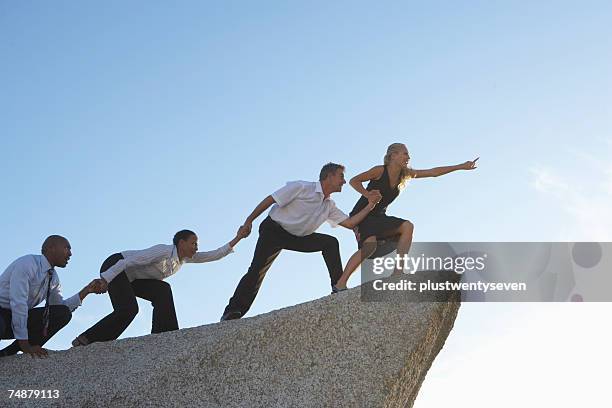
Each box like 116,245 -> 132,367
332,143 -> 478,292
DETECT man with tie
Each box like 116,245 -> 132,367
0,235 -> 106,358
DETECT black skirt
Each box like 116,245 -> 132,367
355,213 -> 407,258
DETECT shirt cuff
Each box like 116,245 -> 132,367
65,293 -> 82,311
12,316 -> 28,340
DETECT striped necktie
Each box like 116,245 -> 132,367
41,269 -> 53,337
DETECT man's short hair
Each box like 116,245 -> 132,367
41,235 -> 68,254
319,162 -> 345,181
173,229 -> 196,246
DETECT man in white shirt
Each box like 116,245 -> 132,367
0,235 -> 106,358
221,163 -> 381,321
72,228 -> 248,346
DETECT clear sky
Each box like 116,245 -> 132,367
1,1 -> 611,406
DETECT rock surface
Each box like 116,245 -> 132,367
0,274 -> 460,407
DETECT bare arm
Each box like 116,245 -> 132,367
339,166 -> 385,229
413,157 -> 479,179
241,195 -> 276,237
339,194 -> 380,229
218,225 -> 249,251
228,231 -> 244,248
350,166 -> 384,197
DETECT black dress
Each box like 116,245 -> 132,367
350,165 -> 407,258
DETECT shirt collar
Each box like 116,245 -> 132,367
315,181 -> 330,201
40,255 -> 53,272
171,245 -> 182,264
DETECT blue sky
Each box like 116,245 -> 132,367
1,2 -> 611,406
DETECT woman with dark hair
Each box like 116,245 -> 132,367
332,143 -> 478,291
72,227 -> 247,346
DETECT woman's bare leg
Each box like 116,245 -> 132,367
395,221 -> 414,258
334,236 -> 377,289
383,221 -> 414,274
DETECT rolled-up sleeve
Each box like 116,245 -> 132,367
327,202 -> 349,227
271,181 -> 304,207
186,243 -> 234,263
9,266 -> 32,340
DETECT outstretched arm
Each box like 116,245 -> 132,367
413,157 -> 479,179
339,193 -> 381,229
49,278 -> 107,308
241,195 -> 276,237
185,226 -> 250,264
350,166 -> 384,198
79,279 -> 109,298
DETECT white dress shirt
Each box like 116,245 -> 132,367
101,243 -> 234,283
0,255 -> 81,340
268,181 -> 349,237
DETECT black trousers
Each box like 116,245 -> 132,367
0,304 -> 72,356
81,253 -> 179,343
223,216 -> 343,316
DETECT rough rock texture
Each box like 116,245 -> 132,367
0,273 -> 460,407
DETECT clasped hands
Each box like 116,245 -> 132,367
366,189 -> 382,207
85,278 -> 108,294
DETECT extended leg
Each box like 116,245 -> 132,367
80,271 -> 139,343
334,236 -> 378,290
223,228 -> 281,318
282,232 -> 343,287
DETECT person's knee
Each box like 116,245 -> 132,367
362,236 -> 378,256
52,305 -> 72,328
322,235 -> 340,251
153,281 -> 174,304
118,302 -> 139,321
246,263 -> 265,279
155,280 -> 172,292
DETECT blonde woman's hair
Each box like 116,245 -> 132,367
383,143 -> 413,189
